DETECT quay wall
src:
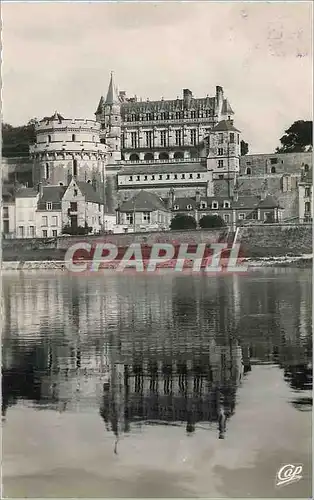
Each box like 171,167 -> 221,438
1,225 -> 312,262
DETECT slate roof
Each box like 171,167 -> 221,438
213,120 -> 240,133
105,73 -> 119,105
258,195 -> 281,208
39,186 -> 67,202
15,188 -> 39,198
40,111 -> 65,125
76,181 -> 103,204
118,163 -> 207,175
118,190 -> 168,213
167,195 -> 280,211
120,96 -> 216,115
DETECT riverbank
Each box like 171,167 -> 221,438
1,254 -> 312,271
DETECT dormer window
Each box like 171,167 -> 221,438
187,204 -> 193,210
129,176 -> 133,181
212,201 -> 218,209
46,202 -> 52,210
200,202 -> 207,209
173,205 -> 180,211
223,201 -> 230,209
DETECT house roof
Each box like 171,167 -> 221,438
118,190 -> 168,213
39,186 -> 67,202
120,96 -> 216,115
213,119 -> 240,133
105,73 -> 119,105
75,181 -> 103,204
168,195 -> 280,211
40,111 -> 65,125
15,188 -> 39,198
118,163 -> 207,175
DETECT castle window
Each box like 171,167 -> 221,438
143,212 -> 151,222
174,205 -> 179,211
46,202 -> 52,210
73,190 -> 78,197
200,202 -> 207,209
229,133 -> 235,143
176,112 -> 181,120
159,175 -> 163,180
45,163 -> 50,179
144,152 -> 154,161
131,114 -> 136,122
305,187 -> 311,197
238,213 -> 246,220
160,113 -> 166,120
191,110 -> 196,119
160,130 -> 167,147
187,204 -> 193,210
166,174 -> 170,180
246,167 -> 251,175
181,174 -> 185,179
131,132 -> 138,149
223,201 -> 230,208
136,175 -> 140,181
270,158 -> 278,164
174,174 -> 178,180
59,182 -> 64,186
73,159 -> 78,176
218,160 -> 224,168
218,148 -> 224,156
145,131 -> 153,148
218,133 -> 223,144
151,175 -> 155,180
189,174 -> 193,179
237,134 -> 240,144
224,214 -> 230,223
304,164 -> 309,172
271,166 -> 276,174
144,175 -> 148,181
197,173 -> 201,178
47,135 -> 51,143
190,129 -> 197,146
72,134 -> 76,142
159,152 -> 169,160
212,201 -> 218,209
129,176 -> 133,181
175,129 -> 182,146
305,202 -> 311,213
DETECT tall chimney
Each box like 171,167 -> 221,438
183,89 -> 193,109
195,190 -> 201,204
38,182 -> 43,198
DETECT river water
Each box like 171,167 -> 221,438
1,269 -> 312,498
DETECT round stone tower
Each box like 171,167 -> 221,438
30,112 -> 108,190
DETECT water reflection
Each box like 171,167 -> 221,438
2,271 -> 312,444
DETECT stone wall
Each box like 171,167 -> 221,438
237,224 -> 312,257
239,152 -> 312,176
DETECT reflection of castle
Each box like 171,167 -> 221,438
99,340 -> 245,444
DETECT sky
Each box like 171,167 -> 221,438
1,1 -> 313,153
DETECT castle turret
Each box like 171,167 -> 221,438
97,73 -> 122,164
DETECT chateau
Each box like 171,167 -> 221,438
1,73 -> 312,237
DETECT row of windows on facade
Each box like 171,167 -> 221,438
45,134 -> 98,144
124,109 -> 214,122
127,152 -> 199,161
124,211 -> 267,223
245,166 -> 277,175
16,226 -> 58,238
42,201 -> 102,211
124,130 -> 238,149
125,172 -> 203,182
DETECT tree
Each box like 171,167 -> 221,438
276,120 -> 312,153
199,214 -> 226,228
240,140 -> 249,156
62,221 -> 92,235
170,214 -> 197,230
1,120 -> 37,157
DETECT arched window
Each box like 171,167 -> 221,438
45,163 -> 49,179
174,152 -> 184,160
304,164 -> 309,172
246,167 -> 251,175
72,134 -> 76,142
47,135 -> 51,143
159,152 -> 169,160
130,153 -> 140,162
144,153 -> 154,161
271,166 -> 276,174
59,182 -> 64,186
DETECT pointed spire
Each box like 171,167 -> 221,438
95,96 -> 104,115
105,71 -> 119,105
